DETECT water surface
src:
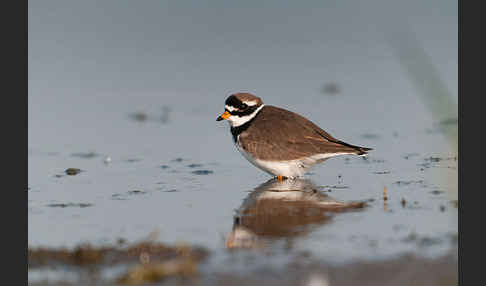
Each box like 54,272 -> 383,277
28,0 -> 457,283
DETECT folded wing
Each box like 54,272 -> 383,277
240,106 -> 372,161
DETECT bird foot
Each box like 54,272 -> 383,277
276,175 -> 288,181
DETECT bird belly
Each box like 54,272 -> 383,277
235,138 -> 354,177
252,158 -> 308,178
235,140 -> 310,178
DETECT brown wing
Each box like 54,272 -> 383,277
239,106 -> 371,161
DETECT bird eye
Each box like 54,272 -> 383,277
241,103 -> 248,109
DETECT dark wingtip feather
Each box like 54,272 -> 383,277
357,146 -> 373,155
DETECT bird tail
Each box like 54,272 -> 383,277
356,146 -> 373,156
334,140 -> 373,156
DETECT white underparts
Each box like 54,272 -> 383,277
235,137 -> 354,178
227,104 -> 265,127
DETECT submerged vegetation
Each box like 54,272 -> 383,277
29,239 -> 209,285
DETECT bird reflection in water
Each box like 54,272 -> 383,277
226,178 -> 366,249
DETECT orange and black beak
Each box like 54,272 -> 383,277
216,111 -> 231,121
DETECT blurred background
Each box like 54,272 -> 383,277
28,0 -> 457,285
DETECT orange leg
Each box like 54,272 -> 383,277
276,175 -> 287,181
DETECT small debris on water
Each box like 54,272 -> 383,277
394,180 -> 425,186
160,165 -> 170,169
47,203 -> 93,208
401,198 -> 407,207
192,170 -> 213,175
129,112 -> 148,122
111,194 -> 128,200
383,187 -> 388,201
424,156 -> 456,163
128,190 -> 146,195
65,168 -> 82,176
187,164 -> 203,168
71,152 -> 99,159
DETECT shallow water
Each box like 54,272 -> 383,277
28,85 -> 457,271
28,0 -> 457,283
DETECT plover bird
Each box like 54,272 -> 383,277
217,93 -> 372,179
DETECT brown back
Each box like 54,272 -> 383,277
239,105 -> 367,161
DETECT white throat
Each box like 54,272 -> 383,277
227,104 -> 265,127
